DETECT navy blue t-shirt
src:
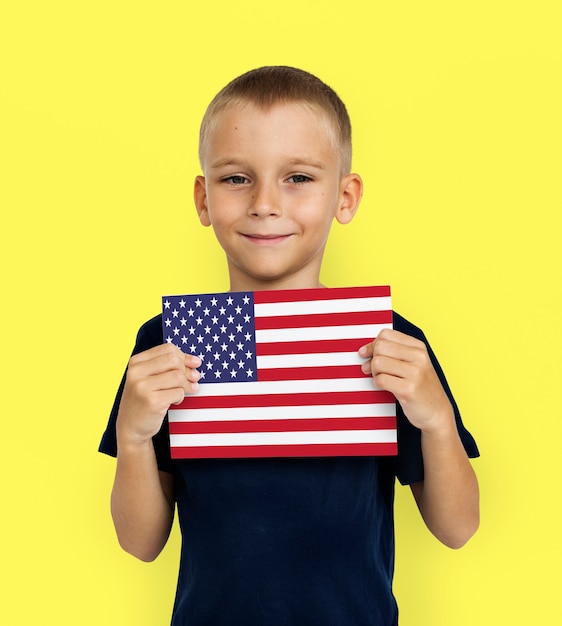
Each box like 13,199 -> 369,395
99,312 -> 479,626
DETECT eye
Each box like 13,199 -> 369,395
286,174 -> 312,184
223,175 -> 249,185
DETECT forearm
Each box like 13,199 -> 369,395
413,411 -> 479,548
111,438 -> 174,562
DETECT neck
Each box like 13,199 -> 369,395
229,276 -> 325,293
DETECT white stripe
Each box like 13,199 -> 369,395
170,429 -> 398,448
256,323 -> 389,344
256,351 -> 365,369
169,402 -> 396,423
254,296 -> 392,317
189,376 -> 382,397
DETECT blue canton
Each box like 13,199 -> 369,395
162,292 -> 257,384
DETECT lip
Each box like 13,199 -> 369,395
242,233 -> 292,245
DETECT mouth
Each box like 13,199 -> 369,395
242,233 -> 292,245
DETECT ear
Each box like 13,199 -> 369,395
335,173 -> 363,225
194,175 -> 212,227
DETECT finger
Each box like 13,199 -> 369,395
361,359 -> 372,375
376,328 -> 424,349
370,355 -> 418,380
373,337 -> 427,364
152,387 -> 188,409
130,349 -> 187,379
136,369 -> 192,395
358,341 -> 374,358
130,342 -> 184,365
184,354 -> 202,369
185,367 -> 201,384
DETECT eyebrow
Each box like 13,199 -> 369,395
208,158 -> 246,169
208,157 -> 328,170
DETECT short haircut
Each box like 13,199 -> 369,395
199,66 -> 352,174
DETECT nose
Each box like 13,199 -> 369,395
249,180 -> 281,217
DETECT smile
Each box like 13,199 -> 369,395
242,233 -> 292,245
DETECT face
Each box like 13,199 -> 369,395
195,101 -> 362,291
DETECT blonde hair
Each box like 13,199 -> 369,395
199,66 -> 352,174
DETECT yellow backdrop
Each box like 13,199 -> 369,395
1,1 -> 561,624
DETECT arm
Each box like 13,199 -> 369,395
359,329 -> 479,548
110,343 -> 201,561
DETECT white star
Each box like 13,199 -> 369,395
181,336 -> 188,344
203,307 -> 210,316
230,370 -> 237,378
196,317 -> 203,325
245,333 -> 251,341
173,327 -> 180,336
180,317 -> 187,326
244,314 -> 251,323
172,309 -> 179,318
165,319 -> 172,327
189,345 -> 197,353
188,308 -> 194,317
206,361 -> 213,370
219,306 -> 226,315
237,342 -> 244,351
238,360 -> 245,369
197,335 -> 204,344
200,371 -> 206,379
222,361 -> 229,370
179,299 -> 186,308
215,370 -> 222,379
211,297 -> 218,306
205,344 -> 212,352
212,316 -> 218,324
214,352 -> 220,360
228,333 -> 235,342
227,315 -> 234,324
235,305 -> 242,314
246,368 -> 254,377
204,325 -> 211,334
195,298 -> 202,307
236,324 -> 243,333
229,351 -> 236,360
212,334 -> 219,342
226,296 -> 233,305
220,325 -> 227,333
165,336 -> 173,343
164,300 -> 171,309
221,342 -> 228,351
243,295 -> 250,304
245,350 -> 253,359
188,326 -> 195,335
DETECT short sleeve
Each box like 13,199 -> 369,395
98,314 -> 173,474
392,312 -> 479,486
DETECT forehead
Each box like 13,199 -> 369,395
202,101 -> 340,168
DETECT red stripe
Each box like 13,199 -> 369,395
257,364 -> 366,382
173,390 -> 395,411
255,309 -> 392,331
169,416 -> 397,435
256,337 -> 374,356
171,442 -> 398,459
253,285 -> 391,304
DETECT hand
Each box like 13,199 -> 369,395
359,329 -> 453,433
116,343 -> 201,446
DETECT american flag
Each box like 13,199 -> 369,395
162,285 -> 397,459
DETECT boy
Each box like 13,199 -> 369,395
100,66 -> 479,625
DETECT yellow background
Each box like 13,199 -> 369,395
1,1 -> 561,623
